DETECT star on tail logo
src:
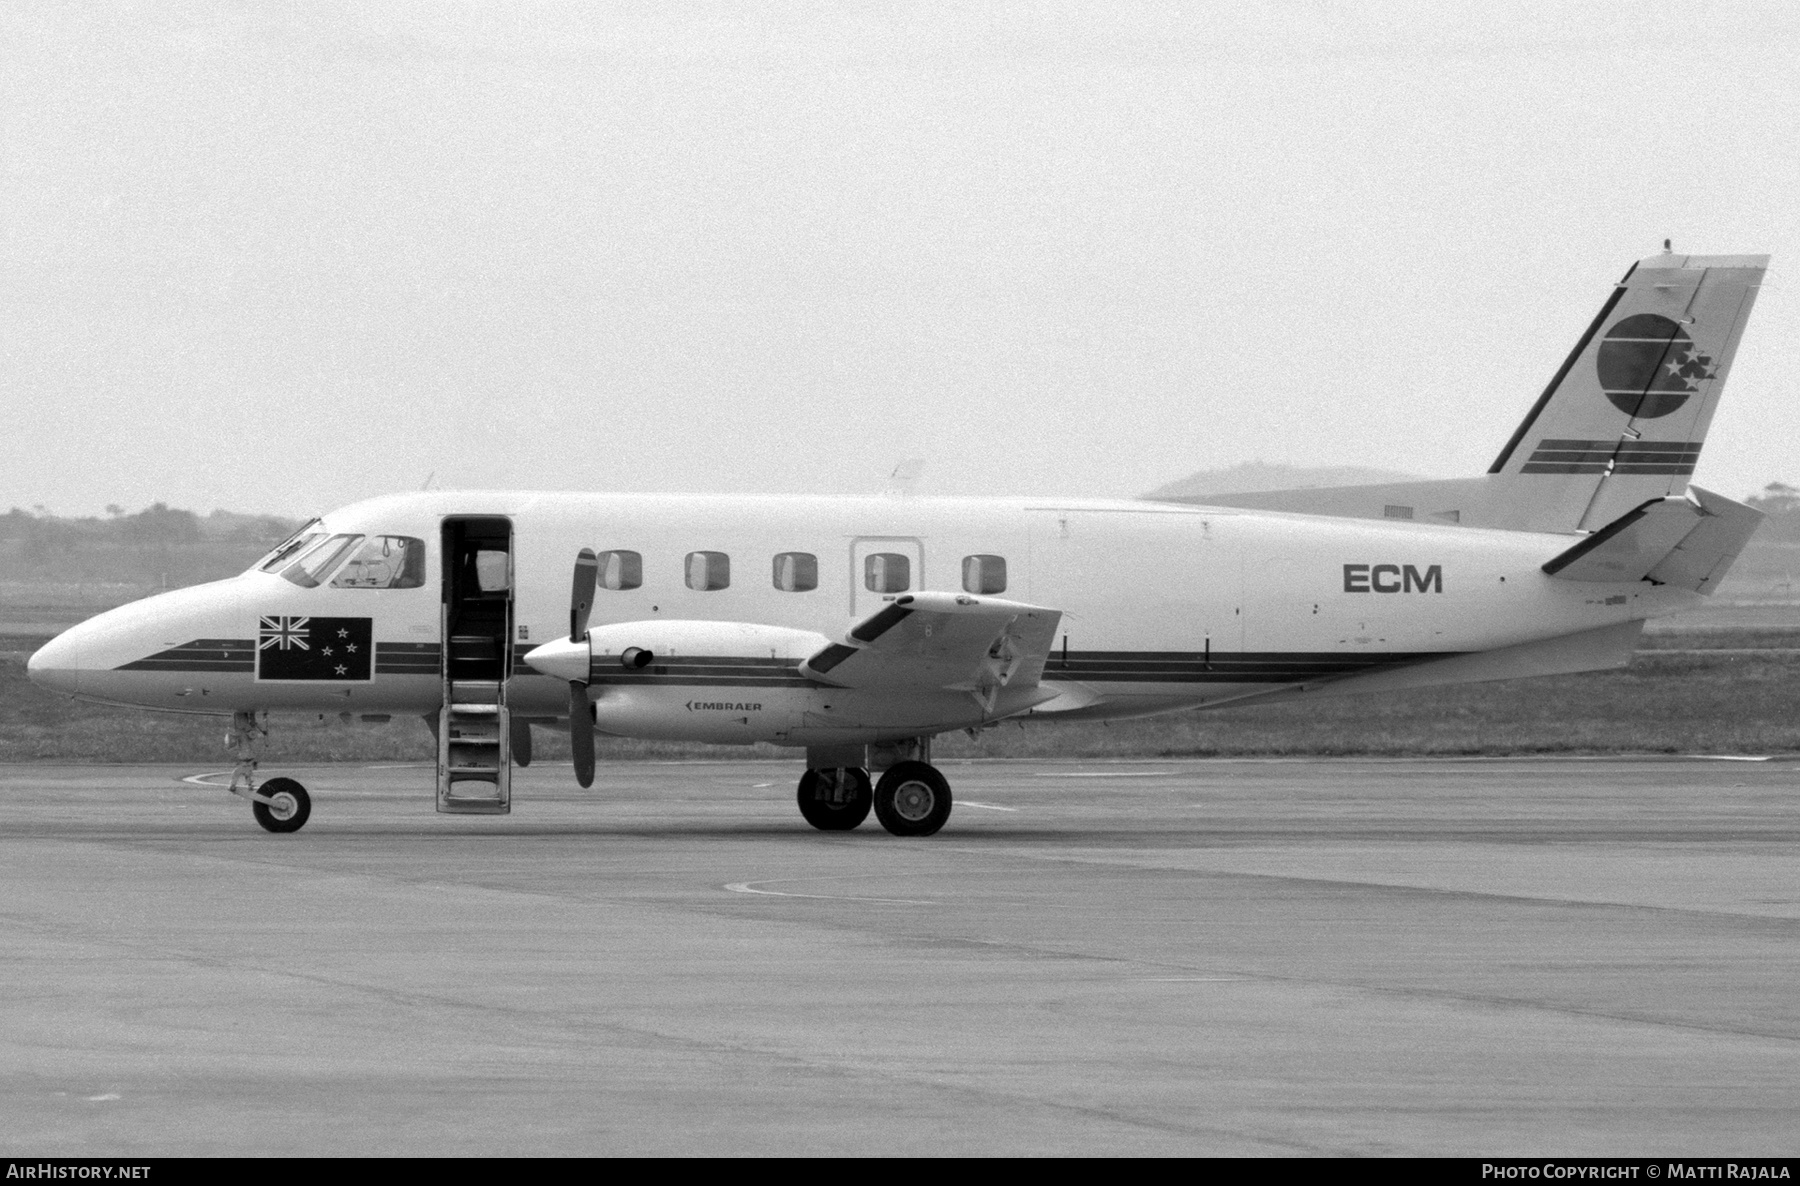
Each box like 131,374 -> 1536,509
1596,313 -> 1716,419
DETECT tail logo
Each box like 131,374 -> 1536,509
1596,314 -> 1716,419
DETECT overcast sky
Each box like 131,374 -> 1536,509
4,1 -> 1797,518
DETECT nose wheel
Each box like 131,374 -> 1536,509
251,777 -> 312,833
873,761 -> 953,837
225,710 -> 313,834
796,767 -> 872,831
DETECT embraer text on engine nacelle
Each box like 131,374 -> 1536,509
1342,564 -> 1442,594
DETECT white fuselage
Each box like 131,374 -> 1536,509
27,490 -> 1696,746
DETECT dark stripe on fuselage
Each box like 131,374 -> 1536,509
508,649 -> 1467,689
119,639 -> 443,675
117,638 -> 255,672
376,641 -> 441,675
1049,649 -> 1456,683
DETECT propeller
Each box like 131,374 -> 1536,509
567,548 -> 598,788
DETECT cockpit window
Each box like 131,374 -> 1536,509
281,534 -> 363,588
331,535 -> 427,589
256,522 -> 325,573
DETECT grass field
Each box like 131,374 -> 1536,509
7,630 -> 1798,764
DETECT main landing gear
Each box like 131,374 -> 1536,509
226,711 -> 312,834
796,767 -> 872,831
795,757 -> 954,837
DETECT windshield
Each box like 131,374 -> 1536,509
254,519 -> 324,573
331,535 -> 427,589
280,534 -> 364,588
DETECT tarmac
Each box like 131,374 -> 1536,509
3,756 -> 1799,1157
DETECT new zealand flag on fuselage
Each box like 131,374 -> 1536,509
257,616 -> 373,681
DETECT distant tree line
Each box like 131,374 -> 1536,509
0,505 -> 301,586
1746,482 -> 1800,515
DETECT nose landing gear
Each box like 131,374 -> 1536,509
251,777 -> 312,833
226,710 -> 313,834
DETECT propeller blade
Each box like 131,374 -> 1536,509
567,549 -> 598,788
570,681 -> 595,788
570,547 -> 598,641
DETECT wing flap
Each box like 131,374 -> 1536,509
801,592 -> 1063,712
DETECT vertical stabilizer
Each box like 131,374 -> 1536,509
1485,250 -> 1766,532
1163,250 -> 1767,535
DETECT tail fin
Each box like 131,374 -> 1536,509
1157,249 -> 1767,534
1486,250 -> 1767,532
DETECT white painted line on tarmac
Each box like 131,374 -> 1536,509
724,879 -> 936,906
1137,977 -> 1246,982
958,801 -> 1018,812
181,772 -> 233,787
1035,771 -> 1175,778
1686,754 -> 1772,762
752,782 -> 774,788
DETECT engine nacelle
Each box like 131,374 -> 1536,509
522,620 -> 832,684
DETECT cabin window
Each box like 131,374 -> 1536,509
864,552 -> 910,594
962,554 -> 1007,595
331,535 -> 427,589
773,552 -> 818,592
597,550 -> 643,591
686,551 -> 730,591
280,534 -> 363,588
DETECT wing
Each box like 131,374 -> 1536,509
800,592 -> 1063,715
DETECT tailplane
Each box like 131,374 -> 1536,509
1163,249 -> 1768,534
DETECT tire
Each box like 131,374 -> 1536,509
873,762 -> 952,837
796,767 -> 872,831
253,777 -> 312,834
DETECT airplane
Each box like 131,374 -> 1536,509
27,247 -> 1769,836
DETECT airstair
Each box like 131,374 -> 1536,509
436,670 -> 511,814
436,515 -> 516,815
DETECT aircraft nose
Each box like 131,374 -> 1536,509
27,629 -> 87,697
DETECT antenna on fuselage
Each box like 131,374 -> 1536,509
884,458 -> 924,497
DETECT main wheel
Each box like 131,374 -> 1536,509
796,767 -> 872,831
873,762 -> 952,837
253,777 -> 311,834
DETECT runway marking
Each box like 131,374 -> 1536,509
1035,771 -> 1174,779
1686,754 -> 1771,762
752,782 -> 774,788
1137,977 -> 1246,982
180,772 -> 233,787
724,879 -> 936,906
85,1093 -> 120,1102
958,801 -> 1018,812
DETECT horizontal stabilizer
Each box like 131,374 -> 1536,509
802,592 -> 1062,714
1541,485 -> 1763,591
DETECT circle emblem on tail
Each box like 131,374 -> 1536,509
1596,313 -> 1716,419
